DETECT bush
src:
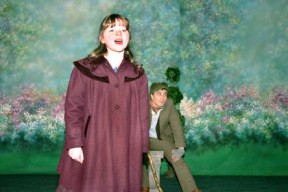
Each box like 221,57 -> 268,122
1,84 -> 288,149
0,85 -> 65,148
180,86 -> 288,147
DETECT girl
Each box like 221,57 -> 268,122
56,13 -> 150,192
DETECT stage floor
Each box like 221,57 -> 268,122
0,174 -> 287,192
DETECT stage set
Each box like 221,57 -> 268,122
1,0 -> 288,191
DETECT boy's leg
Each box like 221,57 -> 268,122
149,138 -> 198,192
142,154 -> 150,190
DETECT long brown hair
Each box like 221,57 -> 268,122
88,14 -> 135,63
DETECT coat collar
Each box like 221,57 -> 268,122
73,55 -> 145,83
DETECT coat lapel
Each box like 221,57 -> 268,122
158,101 -> 169,132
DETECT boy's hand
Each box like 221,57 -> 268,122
172,147 -> 185,162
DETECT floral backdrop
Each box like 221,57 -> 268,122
1,0 -> 288,150
1,85 -> 287,149
180,86 -> 288,147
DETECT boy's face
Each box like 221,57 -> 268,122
150,89 -> 168,108
100,19 -> 130,54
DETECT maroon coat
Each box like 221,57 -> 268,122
57,56 -> 149,192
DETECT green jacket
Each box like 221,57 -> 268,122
150,98 -> 186,148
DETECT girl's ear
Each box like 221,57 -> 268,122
99,35 -> 105,44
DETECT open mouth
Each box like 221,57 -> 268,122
114,39 -> 123,45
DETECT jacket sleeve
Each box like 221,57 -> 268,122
64,67 -> 87,149
168,99 -> 186,148
139,73 -> 150,153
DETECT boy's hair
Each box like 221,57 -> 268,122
150,82 -> 168,94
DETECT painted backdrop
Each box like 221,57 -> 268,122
1,0 -> 288,175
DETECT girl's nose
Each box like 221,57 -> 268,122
115,30 -> 122,36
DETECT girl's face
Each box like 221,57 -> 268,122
100,19 -> 130,54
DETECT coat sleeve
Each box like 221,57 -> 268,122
64,67 -> 87,149
139,73 -> 150,153
168,99 -> 186,148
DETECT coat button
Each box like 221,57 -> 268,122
114,83 -> 119,87
115,105 -> 120,110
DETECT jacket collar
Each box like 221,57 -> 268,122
73,55 -> 144,81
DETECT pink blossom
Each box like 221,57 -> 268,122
223,116 -> 230,123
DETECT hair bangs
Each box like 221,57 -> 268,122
102,14 -> 130,30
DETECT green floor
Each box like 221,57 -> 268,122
0,174 -> 287,192
1,143 -> 288,176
